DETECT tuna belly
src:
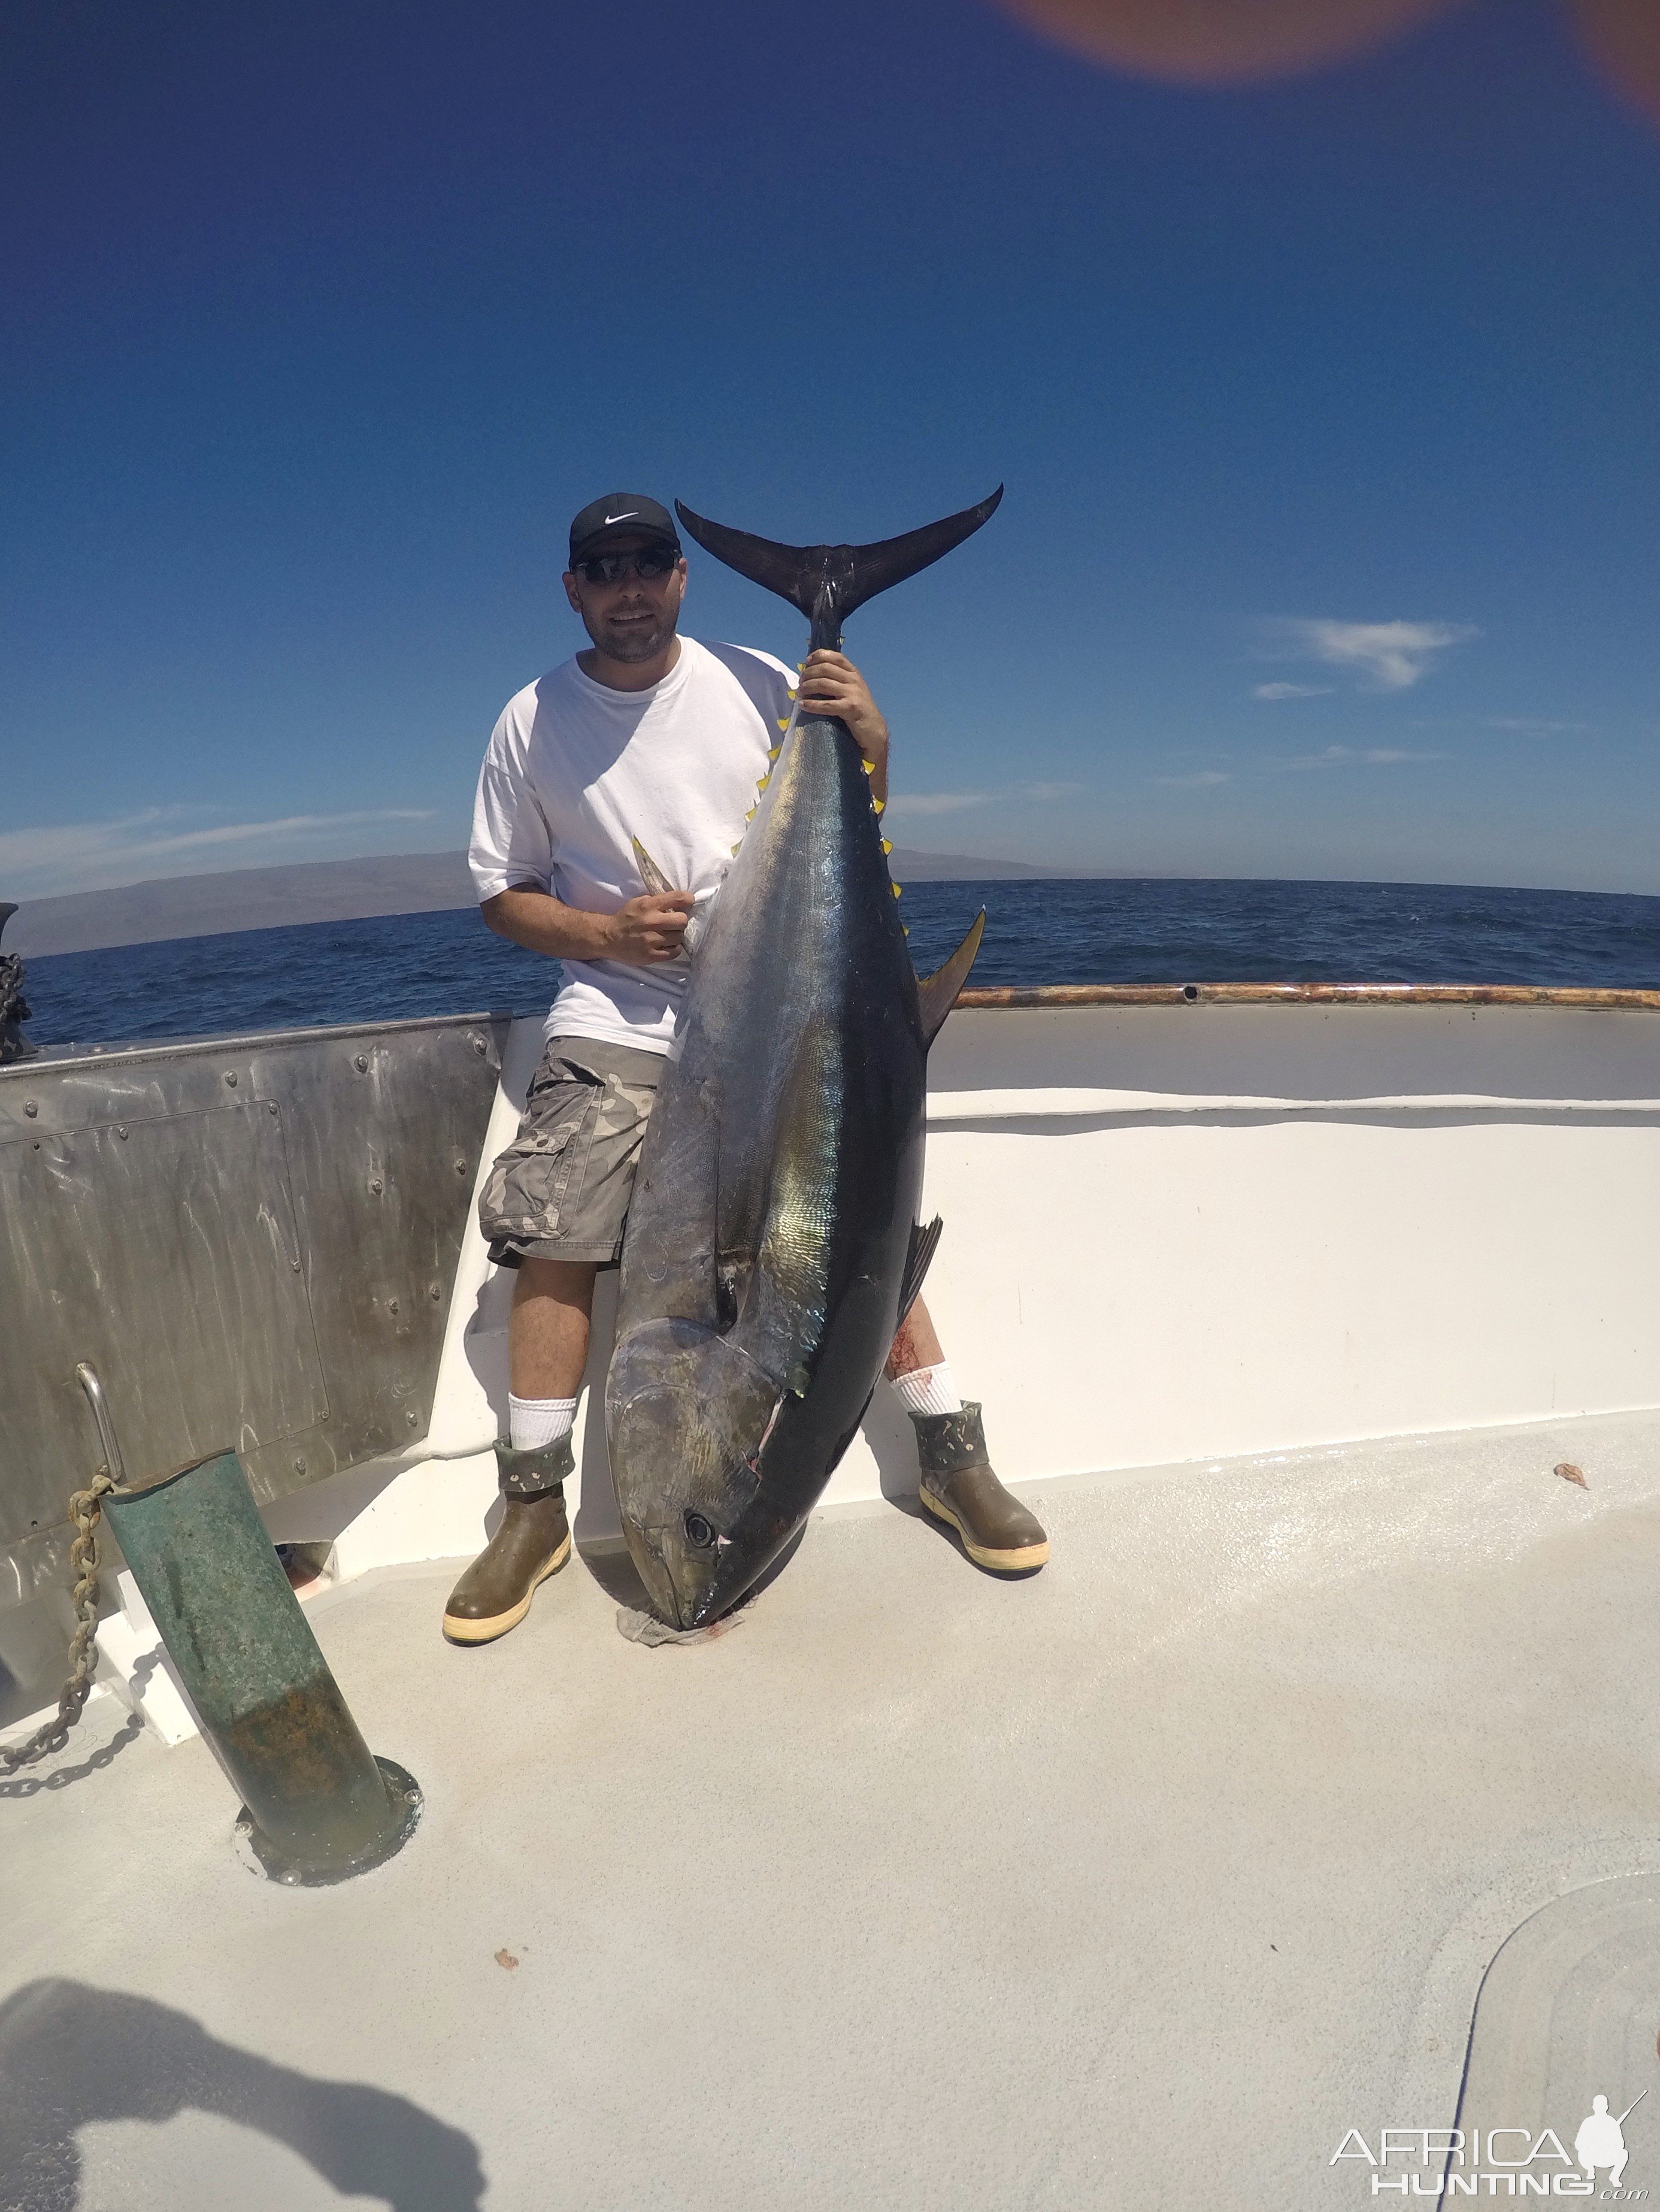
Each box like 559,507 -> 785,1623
683,1110 -> 925,1627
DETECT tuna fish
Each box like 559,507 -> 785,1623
604,489 -> 1002,1628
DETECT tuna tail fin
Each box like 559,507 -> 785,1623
674,489 -> 1003,650
916,910 -> 986,1047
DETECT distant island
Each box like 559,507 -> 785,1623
7,846 -> 1049,957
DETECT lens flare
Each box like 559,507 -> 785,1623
986,0 -> 1660,125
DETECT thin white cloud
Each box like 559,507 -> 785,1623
1486,716 -> 1589,736
880,791 -> 990,818
1274,745 -> 1444,771
1,807 -> 436,900
1260,618 -> 1477,691
886,782 -> 1085,825
1152,770 -> 1231,787
1252,681 -> 1334,701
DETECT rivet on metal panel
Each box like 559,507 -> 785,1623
268,1102 -> 279,1116
116,1127 -> 128,1140
405,1409 -> 420,1427
387,1299 -> 399,1315
23,1100 -> 37,1117
368,1175 -> 383,1195
225,1071 -> 238,1086
293,1457 -> 307,1475
453,1159 -> 467,1176
354,1054 -> 369,1073
429,1282 -> 441,1302
291,1258 -> 302,1272
469,1034 -> 486,1057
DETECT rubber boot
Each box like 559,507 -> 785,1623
911,1404 -> 1049,1572
441,1436 -> 574,1645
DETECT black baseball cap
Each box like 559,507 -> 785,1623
568,493 -> 681,567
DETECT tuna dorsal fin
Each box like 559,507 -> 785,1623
898,1216 -> 944,1327
674,490 -> 1003,651
916,909 -> 986,1047
632,836 -> 675,896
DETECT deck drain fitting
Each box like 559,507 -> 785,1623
1183,984 -> 1199,1003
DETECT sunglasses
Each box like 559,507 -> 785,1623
575,546 -> 680,585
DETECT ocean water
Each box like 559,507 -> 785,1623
19,877 -> 1660,1052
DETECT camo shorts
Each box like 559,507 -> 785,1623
478,1034 -> 665,1266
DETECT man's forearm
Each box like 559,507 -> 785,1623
481,886 -> 615,961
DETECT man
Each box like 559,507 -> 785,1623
443,493 -> 1049,1644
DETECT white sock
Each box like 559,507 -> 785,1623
508,1394 -> 577,1452
890,1363 -> 964,1418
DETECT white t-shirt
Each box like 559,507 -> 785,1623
469,636 -> 796,1054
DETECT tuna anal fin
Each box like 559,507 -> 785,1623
632,837 -> 675,897
916,909 -> 986,1047
898,1216 -> 944,1328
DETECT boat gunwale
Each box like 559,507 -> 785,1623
0,1008 -> 514,1079
956,983 -> 1660,1012
8,992 -> 1660,1084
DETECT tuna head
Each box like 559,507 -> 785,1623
606,1318 -> 789,1629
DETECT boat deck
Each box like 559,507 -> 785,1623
7,1406 -> 1660,2210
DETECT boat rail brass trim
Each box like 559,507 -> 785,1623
956,983 -> 1660,1012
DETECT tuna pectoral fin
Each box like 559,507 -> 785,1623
634,836 -> 720,958
673,490 -> 1002,630
632,837 -> 676,896
917,910 -> 986,1046
899,1216 -> 944,1327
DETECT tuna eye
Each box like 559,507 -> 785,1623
683,1511 -> 717,1550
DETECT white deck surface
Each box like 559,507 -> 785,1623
7,1408 -> 1660,2211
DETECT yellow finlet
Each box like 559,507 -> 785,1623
872,797 -> 885,816
757,773 -> 771,792
892,883 -> 902,899
776,717 -> 790,731
768,745 -> 781,761
881,839 -> 893,855
745,805 -> 756,820
861,758 -> 875,775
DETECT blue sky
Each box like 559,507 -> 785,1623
2,0 -> 1657,898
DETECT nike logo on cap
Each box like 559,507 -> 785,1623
603,511 -> 638,525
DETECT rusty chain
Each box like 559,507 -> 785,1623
0,1468 -> 120,1775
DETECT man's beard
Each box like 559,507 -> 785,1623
585,603 -> 679,664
